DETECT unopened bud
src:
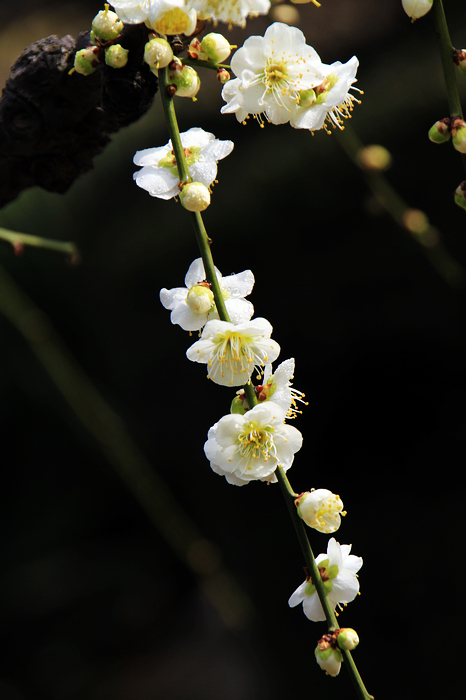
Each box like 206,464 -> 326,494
167,61 -> 200,98
358,144 -> 392,170
187,38 -> 201,59
295,489 -> 344,533
453,49 -> 466,76
454,181 -> 466,210
144,37 -> 173,70
105,44 -> 129,68
270,4 -> 300,25
402,0 -> 433,20
73,47 -> 100,75
230,394 -> 247,415
199,33 -> 232,63
428,118 -> 451,144
186,285 -> 214,314
92,4 -> 124,41
180,182 -> 210,212
315,644 -> 343,677
452,119 -> 466,154
217,68 -> 230,84
297,89 -> 316,109
337,628 -> 359,651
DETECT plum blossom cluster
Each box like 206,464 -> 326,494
221,23 -> 361,132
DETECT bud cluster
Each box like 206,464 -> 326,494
428,116 -> 466,154
315,628 -> 359,677
72,4 -> 129,75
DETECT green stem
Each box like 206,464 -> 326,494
0,226 -> 79,260
432,0 -> 466,173
275,468 -> 373,700
182,57 -> 230,72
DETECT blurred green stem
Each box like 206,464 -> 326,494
0,226 -> 79,259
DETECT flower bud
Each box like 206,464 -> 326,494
452,124 -> 466,154
453,49 -> 466,76
105,44 -> 129,69
199,33 -> 232,63
167,61 -> 200,98
180,182 -> 210,212
230,395 -> 247,415
454,181 -> 466,211
358,144 -> 392,170
337,628 -> 359,651
92,4 -> 124,41
144,37 -> 173,70
187,38 -> 201,59
186,285 -> 214,313
297,89 -> 316,109
73,47 -> 101,75
295,489 -> 345,533
315,644 -> 343,677
402,0 -> 433,20
428,118 -> 451,144
217,68 -> 230,84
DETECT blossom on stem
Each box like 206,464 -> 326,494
160,258 -> 254,331
221,23 -> 324,126
401,0 -> 433,20
288,538 -> 362,622
110,0 -> 197,35
133,127 -> 234,199
295,489 -> 345,533
204,401 -> 303,485
186,317 -> 280,386
186,0 -> 271,28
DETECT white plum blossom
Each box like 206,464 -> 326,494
160,258 -> 254,331
221,23 -> 324,125
221,22 -> 360,131
290,56 -> 360,132
315,645 -> 343,677
204,401 -> 303,485
288,538 -> 362,622
186,317 -> 280,386
133,128 -> 234,199
261,358 -> 307,418
186,0 -> 270,28
110,0 -> 197,35
295,489 -> 345,533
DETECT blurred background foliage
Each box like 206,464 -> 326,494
0,1 -> 465,698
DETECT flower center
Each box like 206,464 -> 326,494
238,420 -> 277,465
158,146 -> 201,178
207,330 -> 256,384
265,62 -> 288,84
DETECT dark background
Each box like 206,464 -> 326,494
1,1 -> 465,698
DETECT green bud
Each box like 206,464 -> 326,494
74,47 -> 100,76
453,49 -> 466,76
105,44 -> 129,69
92,4 -> 124,41
454,181 -> 466,210
168,61 -> 200,98
452,124 -> 466,154
199,33 -> 232,63
180,182 -> 210,212
428,119 -> 451,144
230,395 -> 247,415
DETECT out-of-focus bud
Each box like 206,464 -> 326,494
454,181 -> 466,210
270,3 -> 300,25
73,47 -> 101,75
144,37 -> 173,70
105,44 -> 129,68
217,68 -> 230,84
92,4 -> 124,41
291,0 -> 321,5
402,0 -> 433,20
428,118 -> 451,144
180,182 -> 211,211
337,628 -> 359,651
451,117 -> 466,153
358,144 -> 393,170
199,33 -> 232,63
167,61 -> 200,98
453,49 -> 466,76
402,208 -> 429,234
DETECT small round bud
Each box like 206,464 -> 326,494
105,44 -> 129,69
358,144 -> 392,170
270,4 -> 300,25
337,628 -> 359,651
402,208 -> 429,234
230,395 -> 247,415
144,37 -> 173,70
217,68 -> 230,84
401,0 -> 433,20
297,89 -> 316,109
199,33 -> 232,63
92,4 -> 124,41
180,182 -> 210,212
428,118 -> 451,144
74,47 -> 100,76
454,49 -> 466,76
315,645 -> 343,677
167,61 -> 200,98
454,181 -> 466,211
452,123 -> 466,154
186,285 -> 214,314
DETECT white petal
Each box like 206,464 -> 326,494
170,303 -> 207,331
224,298 -> 254,325
221,269 -> 254,298
159,287 -> 187,310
